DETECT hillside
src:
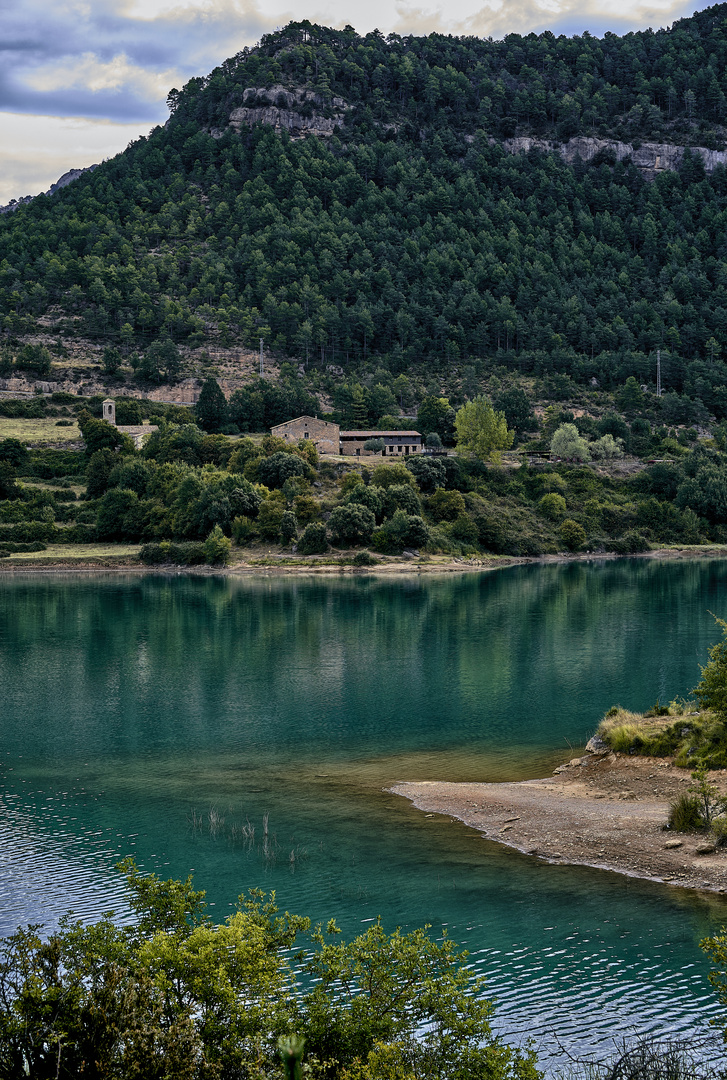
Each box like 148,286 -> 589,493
3,10 -> 727,419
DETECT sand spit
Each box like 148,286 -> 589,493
392,751 -> 727,893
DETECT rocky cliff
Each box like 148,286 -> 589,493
0,164 -> 98,215
222,85 -> 350,139
498,135 -> 727,177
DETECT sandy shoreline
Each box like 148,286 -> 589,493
392,750 -> 727,894
2,543 -> 727,575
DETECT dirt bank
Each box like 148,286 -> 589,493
392,751 -> 727,893
2,544 -> 727,575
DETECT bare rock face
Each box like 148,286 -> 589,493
227,85 -> 350,138
499,135 -> 727,177
0,164 -> 98,214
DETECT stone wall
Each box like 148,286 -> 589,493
271,415 -> 340,455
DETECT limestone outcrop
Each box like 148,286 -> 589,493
497,134 -> 727,176
0,164 -> 98,215
225,85 -> 350,138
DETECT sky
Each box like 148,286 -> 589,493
0,0 -> 712,205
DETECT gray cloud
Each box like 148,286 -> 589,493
0,0 -> 280,120
393,0 -> 703,40
0,0 -> 716,127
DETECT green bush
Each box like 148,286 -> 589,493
256,499 -> 285,538
559,518 -> 586,551
258,452 -> 313,488
372,510 -> 429,552
203,524 -> 231,565
668,794 -> 705,832
297,521 -> 328,554
346,483 -> 385,522
538,492 -> 566,520
139,541 -> 206,565
279,510 -> 298,544
428,488 -> 466,521
0,540 -> 47,553
328,503 -> 376,546
608,531 -> 650,555
383,483 -> 422,518
231,515 -> 257,544
450,514 -> 479,545
352,550 -> 379,566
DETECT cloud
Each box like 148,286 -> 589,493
0,0 -> 278,120
392,0 -> 701,39
0,113 -> 151,205
0,0 -> 715,203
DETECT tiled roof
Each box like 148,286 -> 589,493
340,430 -> 421,437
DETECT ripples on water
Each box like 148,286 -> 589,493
3,564 -> 727,1072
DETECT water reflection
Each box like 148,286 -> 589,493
2,562 -> 727,1071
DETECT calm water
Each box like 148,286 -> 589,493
2,561 -> 727,1071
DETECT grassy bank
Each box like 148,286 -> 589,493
597,702 -> 727,768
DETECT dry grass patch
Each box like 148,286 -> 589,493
0,417 -> 81,443
2,543 -> 141,563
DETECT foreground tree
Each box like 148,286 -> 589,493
454,397 -> 513,463
694,615 -> 727,724
196,378 -> 228,433
550,423 -> 591,462
0,862 -> 541,1080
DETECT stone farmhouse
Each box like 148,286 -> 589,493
338,430 -> 423,457
103,399 -> 158,449
271,415 -> 423,457
271,415 -> 340,454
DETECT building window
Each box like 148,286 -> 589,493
304,432 -> 309,438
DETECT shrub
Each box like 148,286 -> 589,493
669,794 -> 705,832
559,518 -> 586,551
258,452 -> 313,488
295,439 -> 319,467
428,488 -> 466,522
608,531 -> 650,555
279,511 -> 298,544
0,541 -> 47,553
328,504 -> 376,546
373,510 -> 429,553
551,423 -> 591,462
298,521 -> 328,554
292,494 -> 320,524
382,484 -> 422,518
369,462 -> 417,489
363,437 -> 385,454
231,516 -> 257,544
0,438 -> 28,467
346,483 -> 385,522
257,499 -> 285,538
352,550 -> 379,566
405,456 -> 446,492
203,525 -> 231,565
538,492 -> 566,520
450,514 -> 479,545
228,438 -> 260,474
140,541 -> 206,565
590,433 -> 625,459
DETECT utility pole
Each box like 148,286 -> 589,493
259,337 -> 264,378
656,348 -> 662,397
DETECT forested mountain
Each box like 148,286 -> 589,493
4,9 -> 727,414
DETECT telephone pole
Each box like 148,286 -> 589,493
656,348 -> 662,397
259,338 -> 264,377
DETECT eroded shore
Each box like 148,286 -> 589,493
392,750 -> 727,893
2,543 -> 727,575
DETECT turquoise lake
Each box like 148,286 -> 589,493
2,560 -> 727,1071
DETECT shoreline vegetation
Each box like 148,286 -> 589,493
393,678 -> 727,896
1,542 -> 727,574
